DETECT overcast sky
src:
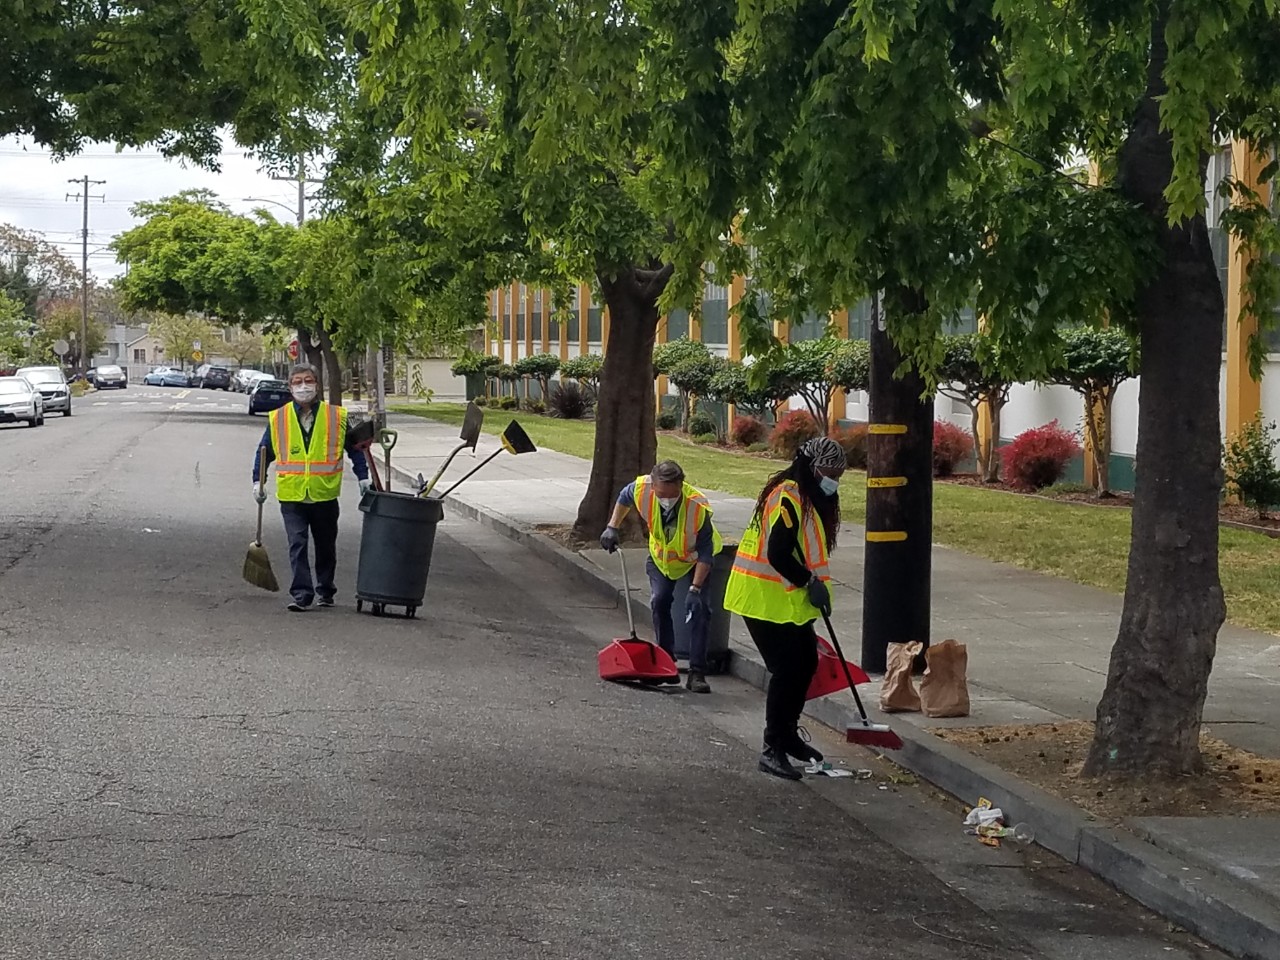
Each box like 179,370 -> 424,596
0,132 -> 307,282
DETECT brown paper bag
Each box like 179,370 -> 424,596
879,641 -> 923,713
920,639 -> 970,718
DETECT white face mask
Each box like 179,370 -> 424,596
291,383 -> 318,404
657,496 -> 679,511
818,475 -> 840,496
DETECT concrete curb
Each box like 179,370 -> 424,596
395,465 -> 1280,960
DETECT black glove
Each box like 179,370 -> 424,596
805,576 -> 831,616
599,526 -> 621,553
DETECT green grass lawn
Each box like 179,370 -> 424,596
392,402 -> 1280,635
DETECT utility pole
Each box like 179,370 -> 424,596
66,176 -> 106,374
270,155 -> 322,226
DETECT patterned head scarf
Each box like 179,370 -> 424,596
800,436 -> 847,471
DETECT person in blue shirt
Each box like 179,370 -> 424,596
600,460 -> 723,693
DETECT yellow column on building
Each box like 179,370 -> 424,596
484,290 -> 494,357
601,305 -> 611,354
725,272 -> 746,423
1081,160 -> 1109,488
829,309 -> 849,430
1227,138 -> 1267,440
654,311 -> 669,417
579,284 -> 590,357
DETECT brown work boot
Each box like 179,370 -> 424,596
686,671 -> 711,694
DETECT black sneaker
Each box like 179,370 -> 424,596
317,597 -> 335,608
786,726 -> 823,764
758,746 -> 803,781
685,671 -> 711,694
286,601 -> 311,612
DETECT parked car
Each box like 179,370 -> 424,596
15,365 -> 71,416
0,376 -> 44,427
94,364 -> 127,389
199,365 -> 231,390
233,369 -> 268,392
143,368 -> 192,387
248,378 -> 291,415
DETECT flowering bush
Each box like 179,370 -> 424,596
1000,420 -> 1081,490
932,421 -> 974,477
730,415 -> 769,447
769,409 -> 822,459
832,424 -> 869,470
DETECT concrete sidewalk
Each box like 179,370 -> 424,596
380,410 -> 1280,960
383,411 -> 1280,756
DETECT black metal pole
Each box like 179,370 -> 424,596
860,290 -> 934,673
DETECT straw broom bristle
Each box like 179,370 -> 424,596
243,541 -> 280,592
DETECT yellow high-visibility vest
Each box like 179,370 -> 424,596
633,476 -> 723,580
269,402 -> 348,503
723,480 -> 831,625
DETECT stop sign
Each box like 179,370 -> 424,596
288,339 -> 300,360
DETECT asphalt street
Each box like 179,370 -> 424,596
0,387 -> 1223,960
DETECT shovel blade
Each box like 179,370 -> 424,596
460,402 -> 484,449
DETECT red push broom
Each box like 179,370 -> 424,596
821,613 -> 904,750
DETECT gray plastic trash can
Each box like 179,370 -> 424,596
673,542 -> 737,674
355,491 -> 444,618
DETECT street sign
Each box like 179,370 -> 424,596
192,350 -> 204,363
288,339 -> 300,360
192,339 -> 202,351
52,339 -> 70,357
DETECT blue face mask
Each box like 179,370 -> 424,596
818,475 -> 840,496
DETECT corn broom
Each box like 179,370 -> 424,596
243,445 -> 280,592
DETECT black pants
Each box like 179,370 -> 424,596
280,500 -> 340,605
743,617 -> 819,750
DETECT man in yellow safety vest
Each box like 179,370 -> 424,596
600,460 -> 723,693
251,363 -> 372,612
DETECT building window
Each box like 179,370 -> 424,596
701,274 -> 730,345
133,348 -> 146,363
568,287 -> 581,342
587,292 -> 603,342
666,307 -> 690,341
502,288 -> 511,340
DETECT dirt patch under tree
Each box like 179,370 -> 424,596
936,721 -> 1280,821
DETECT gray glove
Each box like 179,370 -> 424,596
805,576 -> 831,616
252,482 -> 266,504
685,586 -> 709,622
599,525 -> 621,553
358,478 -> 374,497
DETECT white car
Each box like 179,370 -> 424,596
0,376 -> 45,427
233,369 -> 270,393
15,365 -> 71,416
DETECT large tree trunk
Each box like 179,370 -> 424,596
1083,6 -> 1226,778
861,287 -> 935,673
315,325 -> 344,406
571,263 -> 671,540
297,327 -> 324,385
984,397 -> 1005,483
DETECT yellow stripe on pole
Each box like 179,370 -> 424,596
866,531 -> 908,542
868,423 -> 907,435
866,476 -> 908,489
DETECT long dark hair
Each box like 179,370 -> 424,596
750,447 -> 840,550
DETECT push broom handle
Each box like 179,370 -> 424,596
438,448 -> 502,498
821,612 -> 875,727
255,445 -> 267,545
618,547 -> 638,638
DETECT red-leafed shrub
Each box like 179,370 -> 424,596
1000,420 -> 1081,490
833,424 -> 869,470
932,420 -> 974,477
769,409 -> 822,459
730,415 -> 769,447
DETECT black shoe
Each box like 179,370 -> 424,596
786,726 -> 823,764
758,746 -> 803,781
286,601 -> 311,612
317,596 -> 335,608
686,671 -> 711,694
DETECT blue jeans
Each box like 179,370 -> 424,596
646,556 -> 708,673
280,500 -> 340,605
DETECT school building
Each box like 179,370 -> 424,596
480,143 -> 1280,490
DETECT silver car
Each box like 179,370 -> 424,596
94,363 -> 127,389
0,376 -> 45,428
16,365 -> 71,416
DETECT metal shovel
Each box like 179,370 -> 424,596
418,402 -> 485,497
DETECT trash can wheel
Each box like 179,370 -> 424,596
406,606 -> 417,619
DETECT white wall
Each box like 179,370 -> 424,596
405,359 -> 467,403
1001,382 -> 1081,441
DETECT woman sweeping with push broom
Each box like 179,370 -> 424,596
724,436 -> 847,781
